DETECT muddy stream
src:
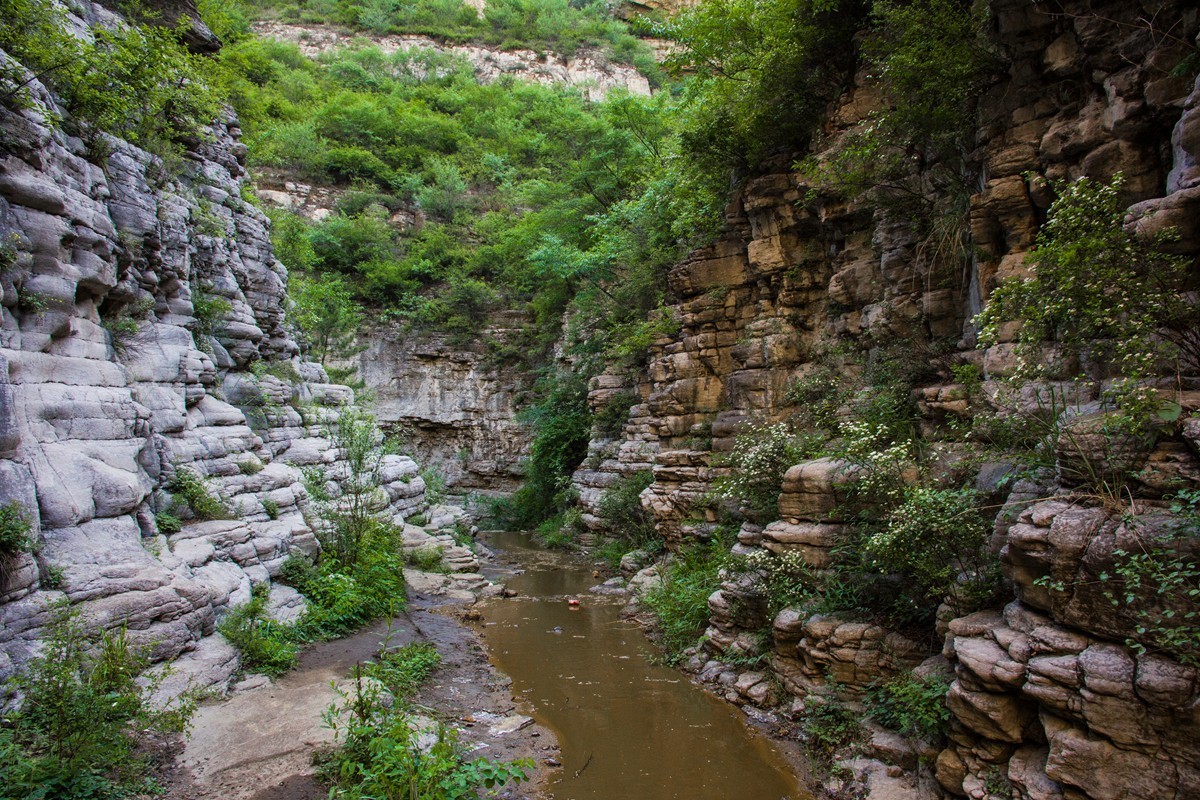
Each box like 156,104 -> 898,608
480,531 -> 807,800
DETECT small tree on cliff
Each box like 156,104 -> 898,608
289,273 -> 366,367
303,408 -> 392,567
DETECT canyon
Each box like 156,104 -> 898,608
1,1 -> 1199,799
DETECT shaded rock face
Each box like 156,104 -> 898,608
351,315 -> 531,497
0,3 -> 427,696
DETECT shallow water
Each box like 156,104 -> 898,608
479,531 -> 808,800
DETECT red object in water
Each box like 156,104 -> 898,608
568,598 -> 580,607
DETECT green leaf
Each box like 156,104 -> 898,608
1156,401 -> 1183,423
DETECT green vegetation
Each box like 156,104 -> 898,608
366,641 -> 441,700
642,528 -> 736,664
0,501 -> 32,554
248,0 -> 658,73
302,408 -> 394,566
865,670 -> 952,740
0,603 -> 195,800
0,0 -> 222,164
978,174 -> 1194,388
318,645 -> 531,799
289,273 -> 366,366
167,468 -> 235,521
799,696 -> 860,762
596,470 -> 656,545
655,0 -> 866,176
712,421 -> 822,523
495,369 -> 592,528
154,511 -> 183,535
218,410 -> 410,672
218,584 -> 302,676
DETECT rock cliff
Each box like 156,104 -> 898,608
351,315 -> 531,498
578,1 -> 1200,798
0,2 -> 427,696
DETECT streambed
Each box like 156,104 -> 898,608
479,531 -> 808,800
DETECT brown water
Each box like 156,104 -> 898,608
479,531 -> 808,800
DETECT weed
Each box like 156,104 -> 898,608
218,585 -> 300,677
168,468 -> 233,521
367,642 -> 441,701
318,663 -> 531,800
404,546 -> 446,573
865,670 -> 952,740
262,498 -> 280,520
154,512 -> 182,535
0,501 -> 32,554
800,696 -> 860,763
237,459 -> 264,476
0,602 -> 195,799
643,528 -> 737,664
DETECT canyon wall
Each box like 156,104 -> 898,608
579,1 -> 1200,798
0,2 -> 428,695
352,315 -> 531,498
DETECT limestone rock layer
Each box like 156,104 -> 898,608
0,1 -> 424,696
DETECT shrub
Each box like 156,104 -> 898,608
0,602 -> 195,800
593,389 -> 638,437
191,291 -> 233,347
642,530 -> 736,664
154,512 -> 183,536
295,535 -> 408,641
744,549 -> 817,617
168,468 -> 234,521
595,470 -> 655,545
865,670 -> 952,740
0,501 -> 32,554
0,0 -> 223,152
318,664 -> 531,800
218,585 -> 300,677
976,174 -> 1192,385
712,421 -> 822,523
656,0 -> 867,176
1081,491 -> 1200,665
302,409 -> 392,568
864,486 -> 993,609
262,498 -> 280,520
502,370 -> 593,528
800,697 -> 860,762
277,553 -> 319,592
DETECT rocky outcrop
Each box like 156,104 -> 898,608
351,315 -> 531,497
581,1 -> 1200,798
0,4 -> 429,697
252,22 -> 653,101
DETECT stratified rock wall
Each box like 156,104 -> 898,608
581,1 -> 1200,798
0,3 -> 425,695
353,315 -> 531,497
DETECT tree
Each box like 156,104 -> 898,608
289,274 -> 365,365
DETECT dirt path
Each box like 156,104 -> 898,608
165,592 -> 558,800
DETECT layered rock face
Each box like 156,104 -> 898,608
252,22 -> 653,101
581,1 -> 1200,798
0,4 -> 427,695
352,315 -> 531,497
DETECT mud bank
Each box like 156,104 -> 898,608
164,585 -> 557,800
